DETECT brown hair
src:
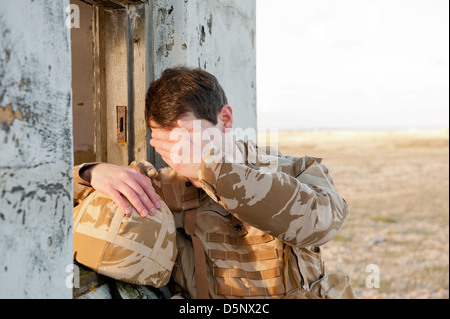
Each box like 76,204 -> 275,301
145,66 -> 228,129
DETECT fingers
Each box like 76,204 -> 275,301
127,174 -> 162,213
150,138 -> 174,152
151,130 -> 172,141
133,173 -> 161,210
150,141 -> 180,166
90,163 -> 163,218
151,128 -> 185,142
157,149 -> 175,166
144,186 -> 162,211
117,183 -> 153,218
111,173 -> 161,218
107,188 -> 132,216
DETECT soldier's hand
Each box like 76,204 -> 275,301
82,163 -> 161,218
150,119 -> 219,188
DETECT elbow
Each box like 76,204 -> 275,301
288,194 -> 350,248
314,196 -> 349,247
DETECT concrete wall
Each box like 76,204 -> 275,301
148,0 -> 257,132
0,0 -> 73,298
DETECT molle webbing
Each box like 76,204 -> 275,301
206,233 -> 275,246
184,208 -> 209,299
213,267 -> 282,280
215,285 -> 285,298
208,249 -> 282,263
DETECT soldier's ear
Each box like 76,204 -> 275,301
218,105 -> 233,133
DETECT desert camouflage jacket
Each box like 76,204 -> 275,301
73,140 -> 353,299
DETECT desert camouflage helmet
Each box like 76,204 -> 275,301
73,189 -> 177,288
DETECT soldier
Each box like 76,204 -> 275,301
73,66 -> 355,299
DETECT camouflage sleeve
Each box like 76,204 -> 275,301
73,163 -> 99,207
198,149 -> 349,248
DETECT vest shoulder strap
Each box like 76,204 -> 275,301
184,209 -> 209,299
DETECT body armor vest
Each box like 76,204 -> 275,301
147,156 -> 352,299
72,144 -> 355,299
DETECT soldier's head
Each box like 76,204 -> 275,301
145,66 -> 233,133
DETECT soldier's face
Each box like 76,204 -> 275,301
149,106 -> 235,165
149,112 -> 225,185
149,112 -> 221,164
150,107 -> 244,176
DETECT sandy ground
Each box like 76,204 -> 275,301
259,129 -> 449,299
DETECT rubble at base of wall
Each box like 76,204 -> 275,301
74,263 -> 172,299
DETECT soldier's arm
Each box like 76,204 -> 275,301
198,150 -> 349,248
73,163 -> 98,207
72,163 -> 161,217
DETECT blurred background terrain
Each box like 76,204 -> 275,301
257,0 -> 449,299
260,129 -> 449,298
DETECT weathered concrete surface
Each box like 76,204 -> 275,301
148,0 -> 257,132
0,0 -> 73,298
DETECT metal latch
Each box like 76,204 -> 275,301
117,106 -> 127,144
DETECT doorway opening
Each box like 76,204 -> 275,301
70,0 -> 152,167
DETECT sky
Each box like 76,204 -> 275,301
256,0 -> 449,130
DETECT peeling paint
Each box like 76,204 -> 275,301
17,77 -> 31,91
199,25 -> 206,45
207,14 -> 213,35
166,39 -> 175,51
0,104 -> 23,126
127,3 -> 145,30
251,29 -> 255,49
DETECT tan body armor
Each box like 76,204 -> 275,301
146,144 -> 355,299
175,203 -> 288,299
72,141 -> 355,299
